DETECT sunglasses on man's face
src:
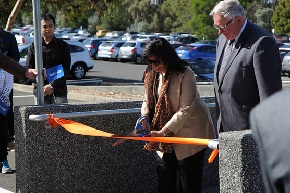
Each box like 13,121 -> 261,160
147,59 -> 162,66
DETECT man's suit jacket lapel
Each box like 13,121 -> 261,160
217,22 -> 252,87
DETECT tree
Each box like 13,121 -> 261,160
101,4 -> 128,31
245,1 -> 261,23
255,8 -> 274,33
87,12 -> 100,34
189,0 -> 219,40
3,0 -> 122,31
271,0 -> 290,34
5,0 -> 26,31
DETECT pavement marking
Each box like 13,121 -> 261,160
0,187 -> 13,193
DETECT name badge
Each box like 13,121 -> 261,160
46,64 -> 64,83
0,100 -> 9,116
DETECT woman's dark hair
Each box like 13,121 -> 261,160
41,13 -> 56,26
142,37 -> 188,73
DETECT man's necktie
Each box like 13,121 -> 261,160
218,40 -> 234,81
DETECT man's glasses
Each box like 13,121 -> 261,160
147,59 -> 162,66
213,17 -> 235,31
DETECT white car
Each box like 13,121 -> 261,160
15,32 -> 34,45
136,35 -> 159,41
18,40 -> 93,80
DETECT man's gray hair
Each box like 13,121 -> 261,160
209,0 -> 244,19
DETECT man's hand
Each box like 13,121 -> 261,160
43,84 -> 54,96
25,69 -> 38,79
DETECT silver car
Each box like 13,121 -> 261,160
118,41 -> 148,64
282,52 -> 290,77
97,40 -> 125,61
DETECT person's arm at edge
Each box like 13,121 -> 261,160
0,52 -> 37,80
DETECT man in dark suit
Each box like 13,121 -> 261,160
250,89 -> 290,193
210,0 -> 282,132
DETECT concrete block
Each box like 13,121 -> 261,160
14,100 -> 219,193
219,130 -> 265,193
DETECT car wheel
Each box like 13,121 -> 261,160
120,59 -> 126,63
94,53 -> 98,60
135,56 -> 142,64
71,63 -> 86,79
114,55 -> 119,62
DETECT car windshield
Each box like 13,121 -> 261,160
102,42 -> 114,47
123,42 -> 136,47
82,39 -> 92,45
280,44 -> 290,49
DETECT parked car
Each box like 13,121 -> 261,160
170,42 -> 183,49
176,44 -> 216,62
17,41 -> 93,80
121,32 -> 139,41
282,52 -> 290,77
188,59 -> 215,81
279,45 -> 290,65
142,59 -> 216,82
18,44 -> 30,67
276,40 -> 284,48
82,37 -> 112,59
70,34 -> 91,42
160,35 -> 174,41
15,32 -> 34,45
104,31 -> 125,39
96,29 -> 108,37
136,35 -> 159,41
118,41 -> 149,64
194,40 -> 217,46
97,40 -> 125,61
67,40 -> 93,79
170,34 -> 199,44
121,34 -> 139,41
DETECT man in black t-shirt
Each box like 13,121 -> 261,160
27,13 -> 71,104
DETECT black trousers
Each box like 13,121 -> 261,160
156,149 -> 206,193
0,113 -> 9,162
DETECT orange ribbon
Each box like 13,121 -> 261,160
48,114 -> 218,163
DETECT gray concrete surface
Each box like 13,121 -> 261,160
0,83 -> 216,193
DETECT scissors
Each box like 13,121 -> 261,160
113,116 -> 150,146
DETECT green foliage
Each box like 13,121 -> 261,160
150,13 -> 162,32
255,8 -> 273,33
101,4 -> 128,31
188,0 -> 219,40
271,0 -> 290,34
87,12 -> 100,34
4,0 -> 290,38
130,21 -> 150,33
245,1 -> 261,23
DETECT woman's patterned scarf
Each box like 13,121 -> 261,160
144,67 -> 174,153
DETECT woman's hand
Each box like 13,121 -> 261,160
138,116 -> 149,130
143,142 -> 155,151
150,130 -> 164,137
